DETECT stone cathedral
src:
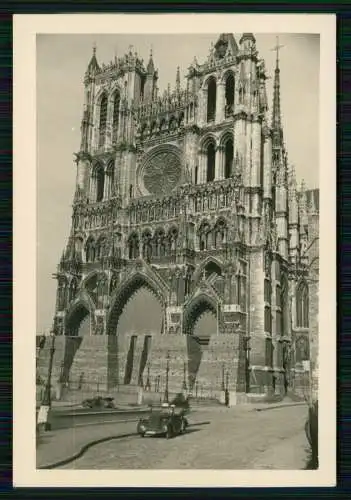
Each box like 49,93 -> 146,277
37,33 -> 319,401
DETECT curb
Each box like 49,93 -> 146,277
254,402 -> 307,412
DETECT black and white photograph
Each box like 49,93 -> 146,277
13,14 -> 336,488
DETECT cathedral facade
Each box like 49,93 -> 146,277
38,33 -> 319,400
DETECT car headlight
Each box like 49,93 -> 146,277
139,424 -> 146,431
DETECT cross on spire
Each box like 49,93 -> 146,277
92,41 -> 97,56
271,35 -> 284,68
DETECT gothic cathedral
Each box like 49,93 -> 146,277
39,33 -> 319,400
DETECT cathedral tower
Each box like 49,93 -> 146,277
38,34 -> 318,403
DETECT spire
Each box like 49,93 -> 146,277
271,36 -> 285,150
288,164 -> 297,190
176,66 -> 181,92
147,47 -> 155,74
86,42 -> 100,76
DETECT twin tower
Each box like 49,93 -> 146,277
44,33 -> 317,398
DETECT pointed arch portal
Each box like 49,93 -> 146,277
183,293 -> 218,391
106,273 -> 166,387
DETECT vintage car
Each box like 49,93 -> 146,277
81,396 -> 115,409
137,403 -> 188,438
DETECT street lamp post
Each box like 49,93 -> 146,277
145,363 -> 151,391
182,361 -> 187,391
37,329 -> 56,431
221,363 -> 225,392
164,350 -> 170,403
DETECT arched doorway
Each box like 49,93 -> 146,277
107,274 -> 165,387
184,294 -> 218,392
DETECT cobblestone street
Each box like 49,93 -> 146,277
49,404 -> 308,470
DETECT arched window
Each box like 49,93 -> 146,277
112,91 -> 120,144
98,93 -> 108,148
224,137 -> 233,179
206,142 -> 216,182
96,166 -> 105,202
207,77 -> 216,122
225,73 -> 235,118
194,165 -> 198,185
296,281 -> 309,328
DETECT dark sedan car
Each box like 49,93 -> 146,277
137,403 -> 188,439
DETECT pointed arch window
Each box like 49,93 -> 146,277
96,165 -> 105,202
207,77 -> 217,122
206,142 -> 216,182
112,91 -> 120,144
225,73 -> 235,117
98,93 -> 108,148
224,137 -> 233,179
296,281 -> 309,328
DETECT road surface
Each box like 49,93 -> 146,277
38,404 -> 309,470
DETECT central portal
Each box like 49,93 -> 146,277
112,285 -> 163,387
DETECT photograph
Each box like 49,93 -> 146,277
13,14 -> 336,488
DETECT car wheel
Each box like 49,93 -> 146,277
166,426 -> 173,439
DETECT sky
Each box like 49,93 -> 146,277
37,33 -> 320,333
